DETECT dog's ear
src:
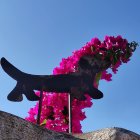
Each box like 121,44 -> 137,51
78,56 -> 90,71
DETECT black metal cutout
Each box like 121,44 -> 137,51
1,56 -> 104,102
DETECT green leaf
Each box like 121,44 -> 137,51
40,119 -> 47,126
95,72 -> 102,85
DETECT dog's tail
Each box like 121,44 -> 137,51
1,57 -> 40,102
1,57 -> 26,81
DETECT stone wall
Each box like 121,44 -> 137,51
0,111 -> 81,140
0,111 -> 139,140
74,127 -> 140,140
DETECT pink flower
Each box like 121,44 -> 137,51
101,71 -> 112,81
91,37 -> 101,46
26,35 -> 137,133
112,60 -> 122,74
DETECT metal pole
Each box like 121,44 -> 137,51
68,93 -> 72,133
37,90 -> 43,125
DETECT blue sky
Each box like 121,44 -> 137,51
0,0 -> 140,134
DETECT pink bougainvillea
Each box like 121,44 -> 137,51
25,35 -> 138,133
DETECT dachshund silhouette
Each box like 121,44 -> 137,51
1,56 -> 103,102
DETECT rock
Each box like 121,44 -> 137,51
0,111 -> 81,140
0,110 -> 139,140
74,127 -> 140,140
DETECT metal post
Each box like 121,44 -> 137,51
68,94 -> 72,133
37,90 -> 43,125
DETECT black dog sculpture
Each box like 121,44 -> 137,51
1,55 -> 104,102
